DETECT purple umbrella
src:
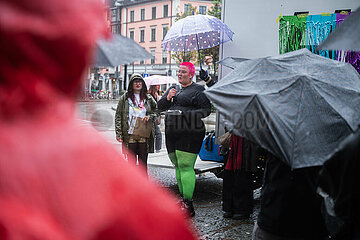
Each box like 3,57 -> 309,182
162,14 -> 234,67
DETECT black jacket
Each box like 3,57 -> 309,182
158,83 -> 211,129
257,155 -> 328,239
318,128 -> 360,239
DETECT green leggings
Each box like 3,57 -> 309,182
168,150 -> 197,200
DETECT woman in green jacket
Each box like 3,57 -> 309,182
115,73 -> 158,173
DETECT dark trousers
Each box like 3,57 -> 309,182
128,142 -> 148,172
165,124 -> 205,154
154,125 -> 162,151
222,169 -> 253,215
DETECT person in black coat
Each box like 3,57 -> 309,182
253,154 -> 328,239
158,62 -> 211,217
317,127 -> 360,240
222,136 -> 266,220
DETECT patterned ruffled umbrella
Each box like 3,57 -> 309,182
162,14 -> 234,68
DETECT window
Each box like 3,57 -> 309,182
130,10 -> 134,22
152,7 -> 156,19
140,28 -> 145,42
111,25 -> 117,33
184,4 -> 190,14
141,8 -> 145,20
150,48 -> 156,64
129,29 -> 134,40
151,27 -> 156,42
162,24 -> 168,40
111,9 -> 117,22
162,50 -> 168,64
163,5 -> 168,17
199,6 -> 207,15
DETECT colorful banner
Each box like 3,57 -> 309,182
306,14 -> 337,59
279,12 -> 360,74
279,16 -> 307,54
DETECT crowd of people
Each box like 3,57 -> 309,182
113,63 -> 359,240
115,62 -> 212,217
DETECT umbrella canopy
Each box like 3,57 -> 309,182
143,75 -> 179,88
162,14 -> 234,52
318,7 -> 360,51
217,57 -> 250,69
94,34 -> 152,67
205,49 -> 360,169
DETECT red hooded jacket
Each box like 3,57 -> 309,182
0,0 -> 197,239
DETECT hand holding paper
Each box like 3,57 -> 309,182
128,117 -> 152,138
142,116 -> 149,123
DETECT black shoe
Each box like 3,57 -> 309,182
232,213 -> 250,220
183,199 -> 195,217
223,211 -> 233,218
176,198 -> 185,208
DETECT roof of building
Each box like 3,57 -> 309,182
111,0 -> 213,8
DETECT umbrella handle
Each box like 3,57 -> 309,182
198,49 -> 202,70
196,34 -> 202,70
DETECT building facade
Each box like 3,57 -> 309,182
107,0 -> 214,93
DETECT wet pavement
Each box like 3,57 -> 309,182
76,100 -> 260,240
149,165 -> 260,240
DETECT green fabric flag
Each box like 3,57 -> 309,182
279,16 -> 307,54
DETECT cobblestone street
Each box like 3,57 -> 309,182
149,166 -> 261,240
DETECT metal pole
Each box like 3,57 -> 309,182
115,65 -> 119,96
123,64 -> 127,90
168,52 -> 171,76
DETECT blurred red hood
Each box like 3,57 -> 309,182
0,0 -> 108,119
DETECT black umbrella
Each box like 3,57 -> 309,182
217,57 -> 249,69
94,34 -> 152,67
205,49 -> 360,169
318,7 -> 360,51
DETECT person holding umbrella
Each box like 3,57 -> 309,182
205,49 -> 360,239
317,127 -> 360,239
158,62 -> 211,217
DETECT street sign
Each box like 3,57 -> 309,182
143,73 -> 149,78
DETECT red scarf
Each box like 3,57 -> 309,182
225,135 -> 243,171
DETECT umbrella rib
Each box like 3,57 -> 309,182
308,76 -> 360,95
253,95 -> 291,164
290,78 -> 356,165
289,79 -> 305,165
309,81 -> 356,131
